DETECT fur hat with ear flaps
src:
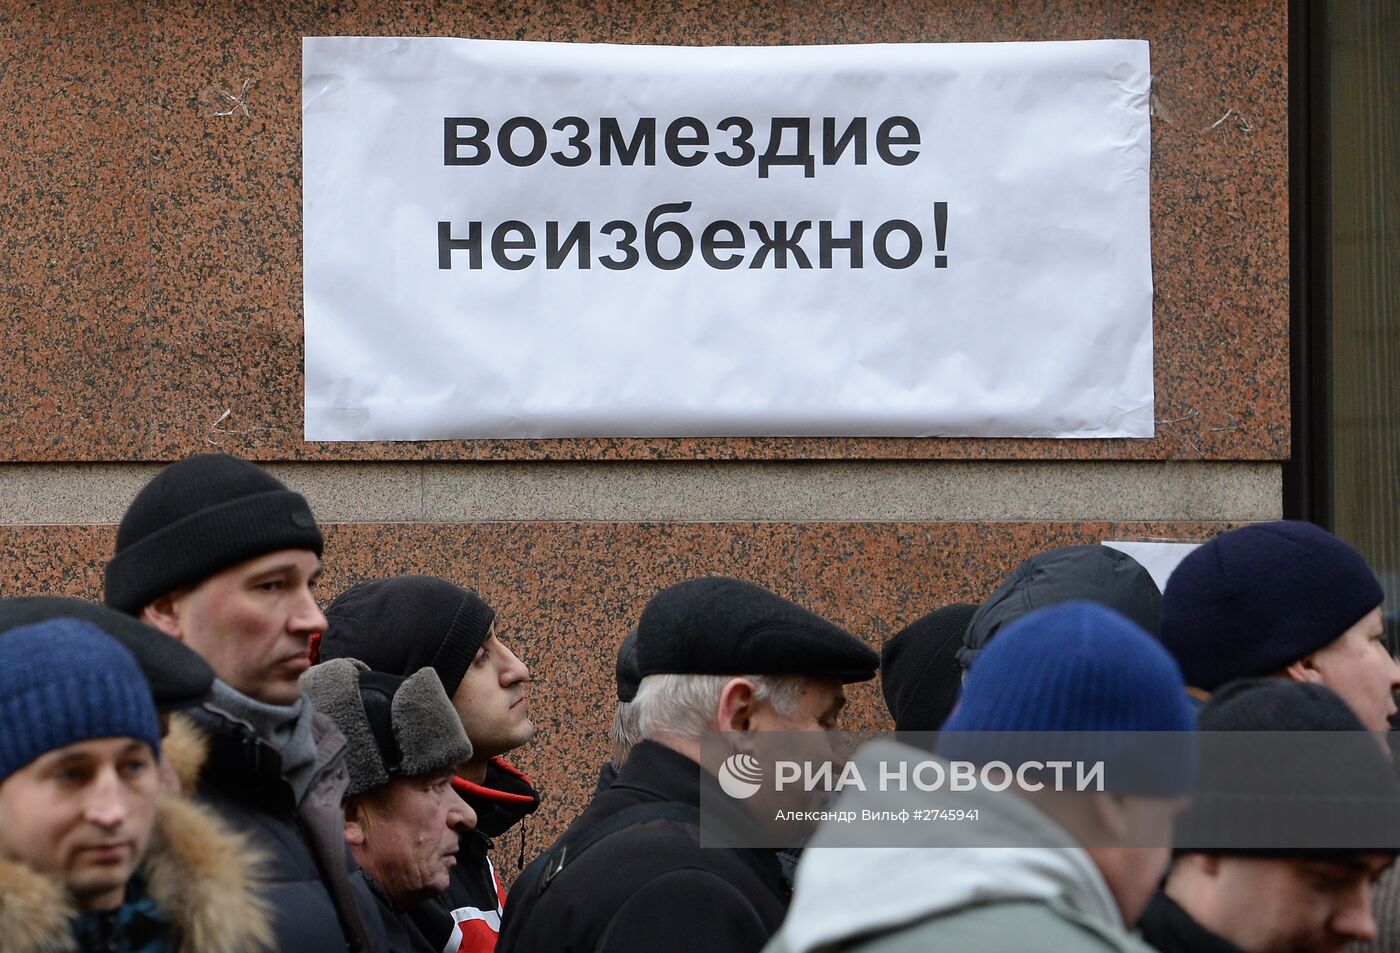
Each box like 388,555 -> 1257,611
301,659 -> 473,799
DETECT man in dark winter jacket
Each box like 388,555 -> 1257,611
0,617 -> 274,953
104,452 -> 385,952
320,575 -> 540,953
1140,679 -> 1399,952
303,659 -> 479,952
496,576 -> 879,953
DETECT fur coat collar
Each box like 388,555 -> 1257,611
0,722 -> 272,953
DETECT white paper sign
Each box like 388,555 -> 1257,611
1102,541 -> 1201,593
304,37 -> 1154,440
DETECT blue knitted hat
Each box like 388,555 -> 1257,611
0,618 -> 161,783
1160,521 -> 1384,690
940,601 -> 1196,794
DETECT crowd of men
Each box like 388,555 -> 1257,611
0,451 -> 1396,953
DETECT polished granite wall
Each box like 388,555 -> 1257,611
1,0 -> 1286,461
1,0 -> 1286,882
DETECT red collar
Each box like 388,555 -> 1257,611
453,757 -> 537,805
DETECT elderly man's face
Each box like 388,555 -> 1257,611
750,676 -> 847,733
1307,607 -> 1399,733
350,769 -> 476,910
0,737 -> 160,910
1190,854 -> 1391,952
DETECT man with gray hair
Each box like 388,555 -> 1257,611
595,628 -> 642,793
303,659 -> 479,953
496,576 -> 879,953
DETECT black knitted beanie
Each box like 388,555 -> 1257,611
320,575 -> 496,698
881,603 -> 978,731
104,454 -> 323,614
1175,678 -> 1400,853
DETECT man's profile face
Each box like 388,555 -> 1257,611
0,737 -> 160,911
1307,607 -> 1398,733
353,770 -> 475,909
734,677 -> 848,831
1204,854 -> 1390,952
750,677 -> 847,733
144,548 -> 326,705
450,629 -> 534,761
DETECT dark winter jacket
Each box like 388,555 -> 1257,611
1137,892 -> 1247,953
0,794 -> 274,953
409,757 -> 540,953
496,740 -> 789,953
594,761 -> 619,796
183,706 -> 386,952
365,875 -> 445,953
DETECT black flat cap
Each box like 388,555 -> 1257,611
636,577 -> 877,683
0,596 -> 215,711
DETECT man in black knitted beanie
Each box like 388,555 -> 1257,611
103,453 -> 385,953
881,603 -> 977,731
1140,679 -> 1399,953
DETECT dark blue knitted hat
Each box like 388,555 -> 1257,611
1159,521 -> 1384,691
940,601 -> 1196,794
0,618 -> 161,783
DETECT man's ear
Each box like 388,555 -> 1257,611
343,800 -> 367,847
1284,657 -> 1324,684
140,595 -> 185,641
716,678 -> 759,733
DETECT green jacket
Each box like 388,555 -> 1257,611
767,896 -> 1158,953
763,740 -> 1155,953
